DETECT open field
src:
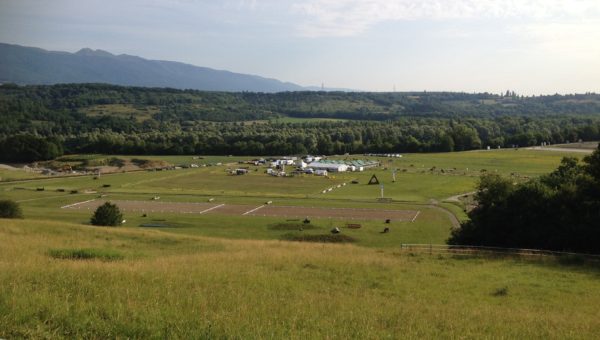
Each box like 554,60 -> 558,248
0,168 -> 43,181
63,199 -> 420,221
0,148 -> 587,247
1,148 -> 598,337
81,104 -> 159,122
551,141 -> 599,150
4,191 -> 447,248
527,142 -> 598,153
2,219 -> 600,338
2,149 -> 584,199
271,116 -> 350,123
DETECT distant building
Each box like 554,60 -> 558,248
307,159 -> 378,172
304,155 -> 323,163
270,159 -> 295,167
364,153 -> 402,158
309,162 -> 349,172
314,169 -> 328,176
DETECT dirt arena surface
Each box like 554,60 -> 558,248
62,200 -> 420,221
247,205 -> 419,221
208,204 -> 256,215
62,200 -> 221,214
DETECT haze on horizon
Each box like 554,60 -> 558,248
0,0 -> 599,95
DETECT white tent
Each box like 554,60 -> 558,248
309,162 -> 348,172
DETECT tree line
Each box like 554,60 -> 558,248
449,145 -> 600,254
1,83 -> 600,161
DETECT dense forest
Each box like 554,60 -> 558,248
449,145 -> 600,254
1,83 -> 600,161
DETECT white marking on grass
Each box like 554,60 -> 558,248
411,211 -> 421,222
243,205 -> 265,215
199,204 -> 225,214
61,199 -> 97,209
17,193 -> 88,203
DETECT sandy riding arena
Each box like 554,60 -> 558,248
62,199 -> 420,222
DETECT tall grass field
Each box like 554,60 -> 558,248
1,219 -> 600,338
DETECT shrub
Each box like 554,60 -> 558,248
0,200 -> 23,218
48,248 -> 124,261
91,202 -> 123,226
269,222 -> 316,230
492,287 -> 509,297
281,233 -> 356,243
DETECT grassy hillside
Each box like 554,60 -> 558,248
1,218 -> 599,338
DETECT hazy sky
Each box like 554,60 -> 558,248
1,0 -> 599,94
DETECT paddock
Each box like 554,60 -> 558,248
62,199 -> 420,222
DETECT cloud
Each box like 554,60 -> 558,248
224,0 -> 258,11
292,0 -> 600,37
512,20 -> 600,59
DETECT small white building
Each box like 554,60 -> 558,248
315,169 -> 328,176
309,162 -> 349,172
305,155 -> 323,163
271,159 -> 295,167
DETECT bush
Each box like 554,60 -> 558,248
281,233 -> 356,243
0,200 -> 23,218
269,222 -> 316,230
492,287 -> 509,297
91,202 -> 123,226
48,248 -> 124,261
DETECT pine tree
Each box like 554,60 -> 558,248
91,202 -> 123,226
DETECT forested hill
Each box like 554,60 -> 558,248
1,83 -> 600,161
0,43 -> 305,92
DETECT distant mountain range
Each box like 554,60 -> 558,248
0,43 -> 348,92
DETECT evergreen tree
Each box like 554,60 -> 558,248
91,202 -> 123,227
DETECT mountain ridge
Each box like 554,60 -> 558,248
0,42 -> 338,92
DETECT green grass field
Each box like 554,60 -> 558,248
81,104 -> 159,122
0,148 -> 585,243
0,168 -> 43,181
272,116 -> 350,123
1,219 -> 599,338
1,148 -> 596,338
551,142 -> 599,150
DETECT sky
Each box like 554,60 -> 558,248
0,0 -> 599,94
